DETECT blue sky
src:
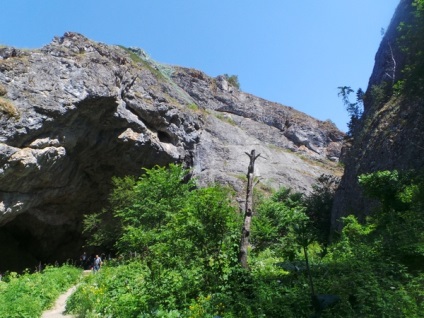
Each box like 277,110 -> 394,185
1,1 -> 400,132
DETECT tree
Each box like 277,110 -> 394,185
239,150 -> 260,268
359,169 -> 424,264
304,174 -> 340,247
83,175 -> 136,252
395,0 -> 424,95
223,74 -> 240,89
251,187 -> 303,253
83,164 -> 241,291
337,86 -> 364,136
251,186 -> 313,264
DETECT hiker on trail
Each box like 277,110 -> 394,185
93,254 -> 102,273
80,252 -> 87,269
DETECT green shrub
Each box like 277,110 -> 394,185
187,103 -> 199,111
73,167 -> 424,317
0,265 -> 81,317
395,0 -> 424,96
223,74 -> 240,89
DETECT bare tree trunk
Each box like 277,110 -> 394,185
239,149 -> 260,269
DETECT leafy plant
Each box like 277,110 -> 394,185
76,164 -> 242,316
367,82 -> 391,109
251,187 -> 305,255
359,169 -> 424,264
71,166 -> 424,317
337,86 -> 364,136
0,265 -> 81,317
187,103 -> 199,111
395,0 -> 424,95
223,74 -> 240,89
304,174 -> 340,247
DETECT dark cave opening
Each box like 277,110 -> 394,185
157,130 -> 173,144
0,212 -> 86,273
0,95 -> 186,273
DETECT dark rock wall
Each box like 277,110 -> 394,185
332,0 -> 424,228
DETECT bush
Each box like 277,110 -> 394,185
0,265 -> 81,317
72,167 -> 424,317
223,74 -> 240,89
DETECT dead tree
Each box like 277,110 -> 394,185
238,149 -> 260,269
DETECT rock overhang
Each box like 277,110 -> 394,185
0,32 -> 343,270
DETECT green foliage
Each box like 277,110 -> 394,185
337,86 -> 363,135
187,103 -> 199,111
67,262 -> 151,317
304,174 -> 340,246
251,187 -> 306,255
3,165 -> 423,318
75,164 -> 242,316
318,215 -> 423,317
223,74 -> 240,89
113,165 -> 196,254
396,0 -> 424,95
83,175 -> 136,251
0,265 -> 81,317
71,166 -> 424,317
359,169 -> 424,264
366,81 -> 391,110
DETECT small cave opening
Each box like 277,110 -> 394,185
157,130 -> 173,144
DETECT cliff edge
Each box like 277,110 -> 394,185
0,33 -> 343,269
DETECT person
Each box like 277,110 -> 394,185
93,254 -> 102,273
80,252 -> 87,269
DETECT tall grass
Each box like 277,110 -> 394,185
0,265 -> 81,317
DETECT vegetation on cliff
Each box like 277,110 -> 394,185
332,0 -> 424,229
63,165 -> 424,317
395,0 -> 424,95
338,0 -> 424,138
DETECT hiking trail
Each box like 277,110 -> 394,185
41,270 -> 91,318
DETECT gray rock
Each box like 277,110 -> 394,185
332,0 -> 424,228
0,32 -> 343,268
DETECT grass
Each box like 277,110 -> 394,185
0,97 -> 19,119
295,152 -> 344,177
0,84 -> 6,96
187,103 -> 199,111
0,265 -> 81,317
118,45 -> 169,81
215,112 -> 236,126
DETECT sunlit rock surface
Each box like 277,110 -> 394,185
0,33 -> 343,269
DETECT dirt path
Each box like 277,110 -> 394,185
41,285 -> 77,318
41,270 -> 91,318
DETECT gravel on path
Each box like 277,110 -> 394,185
41,285 -> 77,318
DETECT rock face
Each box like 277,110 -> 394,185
332,0 -> 424,228
0,32 -> 343,270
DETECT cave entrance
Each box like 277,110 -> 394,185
0,212 -> 86,272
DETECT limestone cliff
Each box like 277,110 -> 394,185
0,32 -> 343,269
332,0 -> 424,227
